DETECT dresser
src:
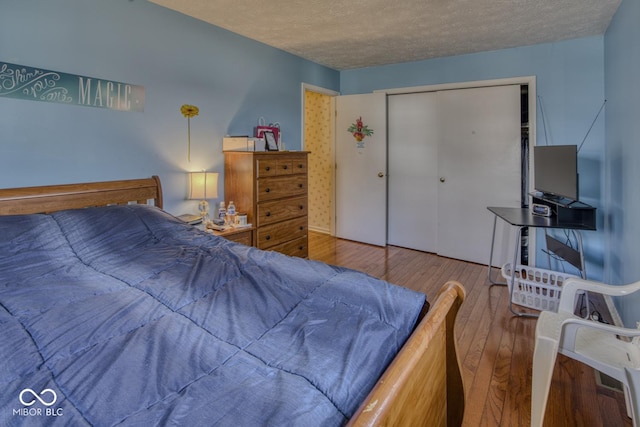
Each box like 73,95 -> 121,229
224,151 -> 309,257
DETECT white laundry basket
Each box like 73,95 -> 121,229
501,263 -> 578,312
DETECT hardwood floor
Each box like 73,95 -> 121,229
308,231 -> 631,427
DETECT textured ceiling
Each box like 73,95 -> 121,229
148,0 -> 621,70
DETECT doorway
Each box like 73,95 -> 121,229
302,84 -> 338,235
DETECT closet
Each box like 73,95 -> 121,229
387,85 -> 522,265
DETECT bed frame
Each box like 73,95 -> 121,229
0,176 -> 465,426
0,176 -> 162,215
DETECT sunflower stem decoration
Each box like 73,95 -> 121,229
180,104 -> 200,162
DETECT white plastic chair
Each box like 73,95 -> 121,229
531,277 -> 640,427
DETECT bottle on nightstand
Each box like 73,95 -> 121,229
227,201 -> 236,225
218,201 -> 226,224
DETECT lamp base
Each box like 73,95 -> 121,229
198,200 -> 210,221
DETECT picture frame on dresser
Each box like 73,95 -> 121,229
263,130 -> 278,151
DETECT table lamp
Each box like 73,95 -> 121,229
188,171 -> 218,220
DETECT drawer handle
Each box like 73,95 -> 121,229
265,188 -> 270,193
266,166 -> 271,171
266,235 -> 271,241
298,245 -> 303,250
299,205 -> 304,210
298,164 -> 303,169
298,184 -> 303,188
283,165 -> 288,170
299,226 -> 304,231
266,211 -> 271,217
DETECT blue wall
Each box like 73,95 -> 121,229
342,37 -> 607,282
604,0 -> 640,326
0,0 -> 339,214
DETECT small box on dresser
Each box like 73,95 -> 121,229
224,151 -> 309,257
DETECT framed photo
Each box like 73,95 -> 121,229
264,130 -> 279,151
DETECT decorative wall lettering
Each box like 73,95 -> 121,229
0,61 -> 145,112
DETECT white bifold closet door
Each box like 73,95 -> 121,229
388,85 -> 521,266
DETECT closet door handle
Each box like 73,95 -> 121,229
378,172 -> 384,178
440,177 -> 446,183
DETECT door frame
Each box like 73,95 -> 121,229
301,83 -> 339,151
377,75 -> 538,258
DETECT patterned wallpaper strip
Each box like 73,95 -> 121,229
304,91 -> 334,233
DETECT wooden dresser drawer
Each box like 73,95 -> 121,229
256,216 -> 307,249
256,157 -> 307,177
212,227 -> 253,246
256,175 -> 306,202
257,196 -> 307,226
256,158 -> 278,178
290,157 -> 308,175
267,236 -> 308,258
276,159 -> 293,175
224,229 -> 252,245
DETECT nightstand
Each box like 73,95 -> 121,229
210,226 -> 254,246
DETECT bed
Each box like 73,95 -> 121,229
0,176 -> 465,426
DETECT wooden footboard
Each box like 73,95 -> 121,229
349,281 -> 466,427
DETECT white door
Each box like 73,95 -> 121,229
436,85 -> 521,265
388,92 -> 440,253
387,85 -> 521,265
335,93 -> 387,246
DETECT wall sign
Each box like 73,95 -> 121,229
0,61 -> 145,112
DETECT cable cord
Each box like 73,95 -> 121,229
578,99 -> 607,153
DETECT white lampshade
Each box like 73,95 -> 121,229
188,172 -> 218,200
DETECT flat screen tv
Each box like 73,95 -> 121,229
534,145 -> 578,201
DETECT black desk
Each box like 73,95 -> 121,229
487,206 -> 594,317
488,206 -> 596,231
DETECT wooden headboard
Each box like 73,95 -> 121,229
0,176 -> 163,215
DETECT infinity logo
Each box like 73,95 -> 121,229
19,389 -> 57,407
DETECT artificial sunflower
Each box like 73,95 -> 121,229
180,104 -> 199,161
180,104 -> 199,118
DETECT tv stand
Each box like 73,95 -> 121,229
530,193 -> 596,230
486,196 -> 596,317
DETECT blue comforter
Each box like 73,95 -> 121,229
0,205 -> 425,426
